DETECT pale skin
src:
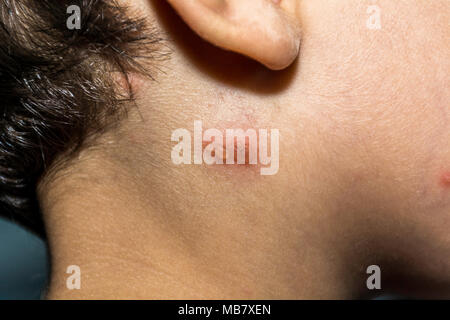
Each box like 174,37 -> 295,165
40,0 -> 449,299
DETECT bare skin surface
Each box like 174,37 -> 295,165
42,0 -> 449,299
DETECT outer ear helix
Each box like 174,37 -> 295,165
165,0 -> 302,70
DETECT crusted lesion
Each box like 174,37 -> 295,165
440,171 -> 450,188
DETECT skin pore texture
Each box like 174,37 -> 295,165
40,0 -> 449,299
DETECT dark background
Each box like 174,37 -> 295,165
0,217 -> 48,299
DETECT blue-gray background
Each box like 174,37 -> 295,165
0,217 -> 48,299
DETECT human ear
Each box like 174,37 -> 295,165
165,0 -> 302,70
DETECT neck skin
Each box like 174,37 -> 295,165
39,0 -> 400,301
38,0 -> 450,299
39,132 -> 381,300
38,0 -> 396,300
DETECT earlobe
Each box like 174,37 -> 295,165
166,0 -> 301,70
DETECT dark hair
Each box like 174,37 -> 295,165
0,0 -> 166,237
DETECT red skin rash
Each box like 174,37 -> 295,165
202,136 -> 255,165
440,171 -> 450,188
201,118 -> 260,167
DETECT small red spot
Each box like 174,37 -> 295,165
440,171 -> 450,188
